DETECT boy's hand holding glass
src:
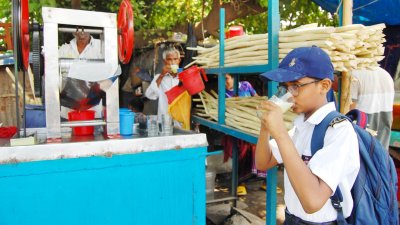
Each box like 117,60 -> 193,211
256,91 -> 294,119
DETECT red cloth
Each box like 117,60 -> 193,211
0,126 -> 17,138
222,135 -> 253,162
222,135 -> 267,179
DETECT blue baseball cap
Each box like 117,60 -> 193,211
260,46 -> 334,82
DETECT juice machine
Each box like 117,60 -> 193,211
42,3 -> 133,139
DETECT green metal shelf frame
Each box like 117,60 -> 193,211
204,65 -> 270,75
193,116 -> 258,144
390,130 -> 400,148
193,2 -> 280,224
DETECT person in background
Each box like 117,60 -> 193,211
224,74 -> 264,195
58,27 -> 120,122
128,97 -> 146,131
128,97 -> 144,114
256,46 -> 359,224
145,47 -> 181,120
58,28 -> 104,119
350,67 -> 395,150
225,73 -> 258,97
58,27 -> 102,59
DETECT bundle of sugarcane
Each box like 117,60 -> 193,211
187,23 -> 386,72
193,90 -> 297,135
330,23 -> 386,71
186,34 -> 269,68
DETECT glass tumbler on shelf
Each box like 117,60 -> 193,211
147,115 -> 159,137
159,114 -> 173,136
137,114 -> 147,136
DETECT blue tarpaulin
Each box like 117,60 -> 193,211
312,0 -> 400,25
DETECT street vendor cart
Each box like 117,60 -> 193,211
0,130 -> 208,225
0,1 -> 208,225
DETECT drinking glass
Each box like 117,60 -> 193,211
159,114 -> 173,136
256,92 -> 294,119
147,115 -> 159,137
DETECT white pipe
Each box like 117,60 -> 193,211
58,27 -> 103,34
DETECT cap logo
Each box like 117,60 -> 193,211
289,58 -> 296,67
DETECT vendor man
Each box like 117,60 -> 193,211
58,27 -> 106,119
58,27 -> 103,59
145,48 -> 181,120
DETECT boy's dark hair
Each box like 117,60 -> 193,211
129,97 -> 144,113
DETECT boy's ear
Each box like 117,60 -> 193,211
320,79 -> 332,94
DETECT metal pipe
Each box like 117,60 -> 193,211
217,8 -> 226,125
60,120 -> 106,127
266,1 -> 279,225
58,27 -> 103,34
12,0 -> 20,138
23,70 -> 26,137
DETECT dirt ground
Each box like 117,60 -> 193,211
238,172 -> 285,225
209,167 -> 286,225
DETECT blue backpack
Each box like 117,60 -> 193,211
311,109 -> 398,225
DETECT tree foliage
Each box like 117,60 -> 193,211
0,0 -> 337,48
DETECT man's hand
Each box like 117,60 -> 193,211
258,101 -> 287,139
156,64 -> 172,86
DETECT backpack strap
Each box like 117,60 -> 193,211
311,110 -> 350,225
310,110 -> 342,155
330,189 -> 348,225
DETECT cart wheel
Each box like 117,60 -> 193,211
117,0 -> 134,64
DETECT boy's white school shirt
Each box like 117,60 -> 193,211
270,102 -> 360,223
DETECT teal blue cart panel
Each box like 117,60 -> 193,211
0,147 -> 206,225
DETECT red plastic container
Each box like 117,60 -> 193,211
68,110 -> 95,136
0,126 -> 17,138
165,85 -> 186,104
178,66 -> 208,95
229,26 -> 244,38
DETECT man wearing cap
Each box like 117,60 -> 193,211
255,46 -> 360,224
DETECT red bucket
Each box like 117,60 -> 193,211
165,85 -> 186,104
225,26 -> 244,39
68,110 -> 95,136
178,66 -> 208,95
229,25 -> 244,38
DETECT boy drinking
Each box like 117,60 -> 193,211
256,46 -> 360,224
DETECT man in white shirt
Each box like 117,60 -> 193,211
257,46 -> 359,224
350,67 -> 395,150
145,48 -> 181,120
58,28 -> 103,59
58,28 -> 104,119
